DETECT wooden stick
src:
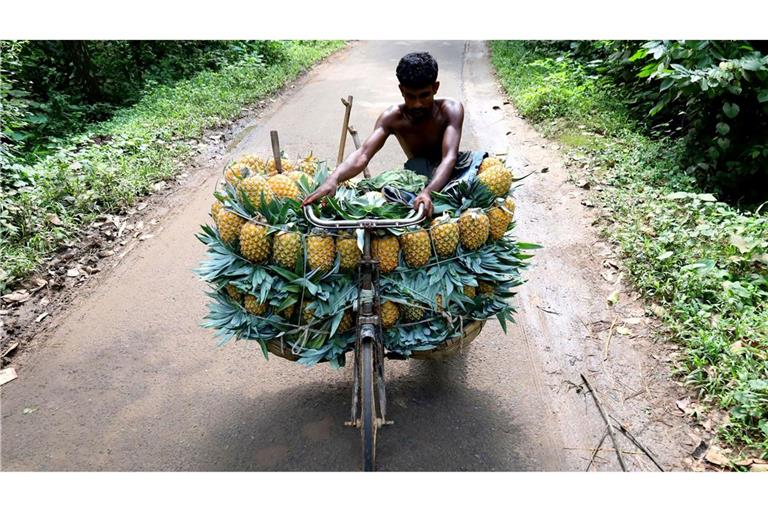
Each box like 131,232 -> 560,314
270,130 -> 283,173
603,317 -> 618,361
586,427 -> 609,472
337,96 -> 353,166
347,124 -> 370,178
609,414 -> 665,472
581,373 -> 627,471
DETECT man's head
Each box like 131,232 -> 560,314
396,52 -> 439,121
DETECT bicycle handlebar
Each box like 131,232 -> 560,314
303,204 -> 426,229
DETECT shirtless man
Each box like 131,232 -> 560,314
302,51 -> 484,217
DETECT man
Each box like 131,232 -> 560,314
302,51 -> 485,217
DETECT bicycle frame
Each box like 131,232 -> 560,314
303,204 -> 425,470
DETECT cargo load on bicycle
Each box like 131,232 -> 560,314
196,150 -> 535,365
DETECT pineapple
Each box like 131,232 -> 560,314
402,304 -> 424,323
504,196 -> 516,219
272,230 -> 302,269
210,201 -> 222,223
238,154 -> 265,173
487,198 -> 514,240
285,171 -> 310,184
400,228 -> 431,268
238,175 -> 274,209
224,162 -> 247,185
477,164 -> 513,198
435,294 -> 444,312
337,231 -> 361,272
267,174 -> 302,202
478,157 -> 503,174
464,285 -> 477,299
338,310 -> 354,333
278,303 -> 295,321
307,229 -> 336,273
225,284 -> 242,302
240,220 -> 271,264
371,235 -> 400,273
244,294 -> 268,316
458,208 -> 490,250
381,301 -> 400,328
478,281 -> 495,296
217,209 -> 246,244
430,214 -> 460,258
267,157 -> 295,175
298,153 -> 318,175
301,301 -> 317,325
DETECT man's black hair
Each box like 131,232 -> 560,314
396,52 -> 438,88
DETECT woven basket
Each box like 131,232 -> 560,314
409,320 -> 486,361
265,320 -> 486,363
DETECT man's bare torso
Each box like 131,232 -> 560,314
383,98 -> 461,162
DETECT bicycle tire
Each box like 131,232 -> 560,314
360,339 -> 377,471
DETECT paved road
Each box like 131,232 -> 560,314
1,41 -> 630,471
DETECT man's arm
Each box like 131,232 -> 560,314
413,101 -> 464,216
302,110 -> 393,206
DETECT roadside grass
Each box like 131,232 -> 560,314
0,41 -> 345,291
491,41 -> 768,458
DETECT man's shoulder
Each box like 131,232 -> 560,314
438,97 -> 464,112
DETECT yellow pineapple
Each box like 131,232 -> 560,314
237,154 -> 265,173
337,231 -> 361,272
278,304 -> 295,321
244,294 -> 268,316
210,201 -> 222,223
224,162 -> 247,185
225,284 -> 242,302
216,209 -> 246,244
478,281 -> 495,296
504,196 -> 516,219
307,230 -> 336,273
267,174 -> 302,202
266,157 -> 295,175
478,157 -> 503,174
464,285 -> 477,299
402,304 -> 424,323
238,175 -> 273,209
239,220 -> 271,264
400,228 -> 431,268
301,301 -> 317,325
298,153 -> 318,175
435,294 -> 444,312
272,230 -> 302,269
430,214 -> 460,258
285,171 -> 310,184
458,208 -> 490,250
371,235 -> 400,273
477,164 -> 513,198
487,198 -> 514,240
381,301 -> 400,328
338,310 -> 354,333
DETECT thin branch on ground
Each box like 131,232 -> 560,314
581,373 -> 627,471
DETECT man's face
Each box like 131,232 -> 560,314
399,82 -> 440,121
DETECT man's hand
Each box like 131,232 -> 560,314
302,176 -> 339,207
413,190 -> 433,218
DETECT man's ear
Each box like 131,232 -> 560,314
432,81 -> 440,94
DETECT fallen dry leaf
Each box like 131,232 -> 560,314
650,304 -> 666,318
624,317 -> 644,325
0,367 -> 18,387
750,464 -> 768,472
607,290 -> 620,306
35,312 -> 49,323
2,290 -> 31,304
704,445 -> 731,467
616,326 -> 633,336
676,398 -> 691,414
66,268 -> 80,278
46,214 -> 63,226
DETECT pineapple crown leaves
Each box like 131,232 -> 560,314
433,178 -> 495,216
357,168 -> 427,194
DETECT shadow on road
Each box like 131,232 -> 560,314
199,352 -> 541,471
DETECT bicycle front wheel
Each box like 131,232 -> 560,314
360,339 -> 377,471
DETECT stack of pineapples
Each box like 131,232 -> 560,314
196,153 -> 534,367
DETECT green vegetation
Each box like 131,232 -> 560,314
0,40 -> 344,291
491,41 -> 768,457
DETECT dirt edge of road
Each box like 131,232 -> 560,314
0,43 -> 355,371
